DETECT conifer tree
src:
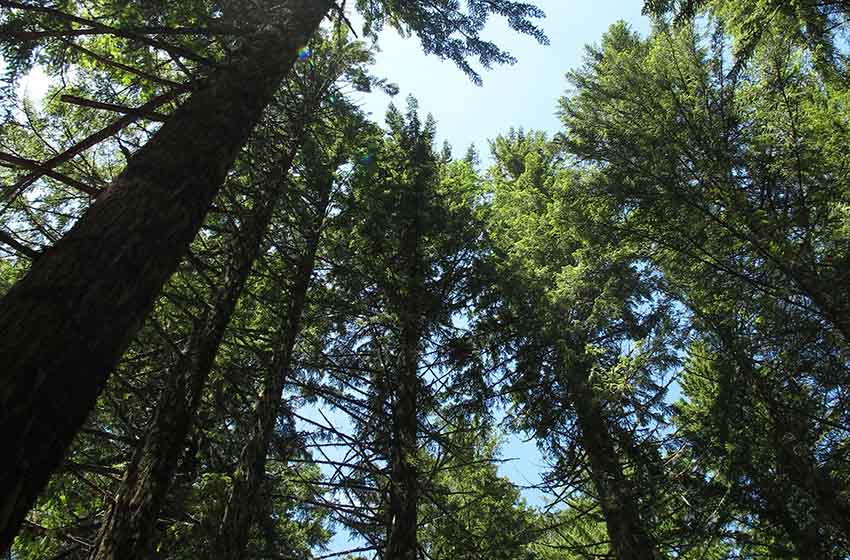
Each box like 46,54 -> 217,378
0,0 -> 546,546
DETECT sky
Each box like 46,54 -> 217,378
350,0 -> 652,161
14,0 -> 654,551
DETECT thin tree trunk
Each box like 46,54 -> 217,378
0,1 -> 332,549
214,169 -> 333,560
563,356 -> 661,560
385,152 -> 425,560
89,141 -> 301,560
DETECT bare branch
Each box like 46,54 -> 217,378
5,87 -> 187,202
0,151 -> 100,196
0,229 -> 39,259
60,94 -> 169,122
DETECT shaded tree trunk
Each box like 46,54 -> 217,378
0,1 -> 332,549
89,141 -> 302,560
756,474 -> 835,559
214,168 -> 333,560
563,355 -> 661,560
722,328 -> 850,555
385,156 -> 425,560
771,410 -> 850,549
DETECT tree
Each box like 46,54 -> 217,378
87,29 -> 377,560
419,420 -> 539,560
562,21 -> 850,346
0,2 -> 332,547
643,0 -> 850,79
213,100 -> 365,560
0,0 -> 547,548
560,18 -> 850,557
294,98 -> 491,559
478,130 -> 674,560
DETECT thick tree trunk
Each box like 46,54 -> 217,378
563,356 -> 661,560
0,1 -> 332,549
385,157 -> 425,560
89,143 -> 301,560
214,172 -> 333,560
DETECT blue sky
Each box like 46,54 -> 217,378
352,0 -> 651,161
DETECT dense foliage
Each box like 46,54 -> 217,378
1,0 -> 848,559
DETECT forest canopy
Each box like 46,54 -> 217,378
1,0 -> 849,559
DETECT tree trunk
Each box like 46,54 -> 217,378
765,393 -> 850,555
757,474 -> 835,559
563,355 -> 661,560
214,170 -> 333,560
385,152 -> 425,560
725,330 -> 850,555
0,1 -> 332,549
89,141 -> 301,560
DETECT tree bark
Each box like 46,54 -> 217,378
756,474 -> 835,559
214,168 -> 333,560
89,141 -> 301,560
0,0 -> 332,549
562,354 -> 661,560
385,148 -> 426,560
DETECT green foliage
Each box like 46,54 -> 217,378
355,0 -> 549,84
3,2 -> 850,559
420,423 -> 538,560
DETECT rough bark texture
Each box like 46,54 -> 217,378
385,158 -> 425,560
564,355 -> 661,560
0,0 -> 332,549
214,173 -> 333,560
89,143 -> 301,560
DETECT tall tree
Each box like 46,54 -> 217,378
0,2 -> 331,546
213,103 -> 364,560
298,99 -> 488,558
478,130 -> 674,560
0,0 -> 547,547
87,30 -> 371,558
561,19 -> 850,557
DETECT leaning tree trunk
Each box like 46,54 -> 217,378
562,353 -> 661,560
753,370 -> 850,554
89,138 -> 302,560
214,168 -> 333,560
0,1 -> 332,549
385,157 -> 425,560
756,473 -> 835,559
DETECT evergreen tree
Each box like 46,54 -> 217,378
0,0 -> 547,547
